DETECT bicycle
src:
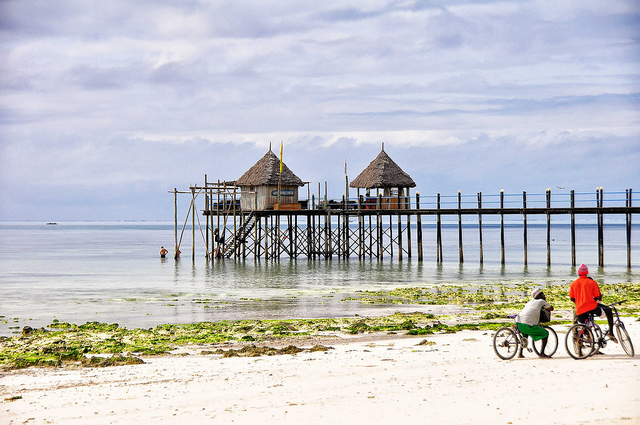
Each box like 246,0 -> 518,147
564,300 -> 634,360
493,315 -> 558,360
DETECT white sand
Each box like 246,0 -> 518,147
2,321 -> 640,425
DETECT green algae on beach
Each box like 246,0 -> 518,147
2,282 -> 638,371
0,312 -> 460,370
341,282 -> 640,314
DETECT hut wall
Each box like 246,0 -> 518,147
379,188 -> 410,210
240,185 -> 299,211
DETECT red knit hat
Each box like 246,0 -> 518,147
578,264 -> 589,276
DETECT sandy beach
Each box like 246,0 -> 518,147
2,321 -> 639,425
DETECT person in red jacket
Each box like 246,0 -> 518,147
569,264 -> 617,342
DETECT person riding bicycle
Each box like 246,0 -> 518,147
569,264 -> 617,343
515,288 -> 554,358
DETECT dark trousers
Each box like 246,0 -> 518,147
577,305 -> 614,332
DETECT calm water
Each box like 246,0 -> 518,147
0,220 -> 638,336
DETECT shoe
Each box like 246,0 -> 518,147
606,332 -> 618,343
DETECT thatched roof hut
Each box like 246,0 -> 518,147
349,146 -> 415,210
236,149 -> 304,187
236,148 -> 304,211
350,146 -> 416,189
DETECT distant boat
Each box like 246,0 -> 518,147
46,222 -> 57,225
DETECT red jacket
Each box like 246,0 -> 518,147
569,276 -> 601,315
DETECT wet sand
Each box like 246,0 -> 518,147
2,321 -> 640,425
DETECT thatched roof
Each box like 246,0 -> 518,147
235,149 -> 304,187
350,147 -> 416,189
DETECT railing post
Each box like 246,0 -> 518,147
416,192 -> 423,262
436,193 -> 442,263
458,190 -> 463,264
598,187 -> 604,267
546,188 -> 551,267
571,190 -> 576,267
627,189 -> 632,269
523,191 -> 528,266
500,190 -> 505,265
478,192 -> 483,264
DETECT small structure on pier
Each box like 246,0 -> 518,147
350,145 -> 416,209
235,148 -> 305,211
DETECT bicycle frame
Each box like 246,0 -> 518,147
579,302 -> 625,346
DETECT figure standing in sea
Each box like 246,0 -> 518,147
160,246 -> 168,258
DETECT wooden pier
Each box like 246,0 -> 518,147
171,182 -> 638,268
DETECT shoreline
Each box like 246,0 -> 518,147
2,320 -> 639,424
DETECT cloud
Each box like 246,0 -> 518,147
0,0 -> 638,220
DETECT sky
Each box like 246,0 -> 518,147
1,0 -> 639,221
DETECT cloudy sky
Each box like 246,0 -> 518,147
1,0 -> 639,220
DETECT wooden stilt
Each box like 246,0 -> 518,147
627,189 -> 632,269
174,188 -> 178,258
598,187 -> 604,267
571,190 -> 576,267
398,214 -> 403,261
477,192 -> 483,264
523,191 -> 528,266
437,193 -> 442,263
416,193 -> 423,262
546,188 -> 551,267
500,190 -> 505,265
458,191 -> 463,264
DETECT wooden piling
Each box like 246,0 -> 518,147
458,191 -> 463,264
477,192 -> 483,264
436,193 -> 443,263
500,190 -> 505,265
416,193 -> 423,261
627,189 -> 632,269
377,194 -> 382,258
191,187 -> 196,261
523,191 -> 528,266
571,190 -> 576,267
546,188 -> 551,267
174,188 -> 178,258
398,214 -> 403,261
598,187 -> 604,267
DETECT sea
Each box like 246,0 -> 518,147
1,219 -> 638,336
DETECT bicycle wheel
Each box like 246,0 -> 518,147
493,327 -> 519,360
615,322 -> 634,357
565,324 -> 596,360
532,326 -> 558,357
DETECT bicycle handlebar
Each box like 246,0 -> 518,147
603,300 -> 627,307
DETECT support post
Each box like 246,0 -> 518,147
416,193 -> 423,262
571,190 -> 576,267
546,188 -> 551,267
598,186 -> 604,267
398,213 -> 403,261
598,187 -> 604,267
358,195 -> 364,259
436,193 -> 442,263
205,175 -> 209,258
500,190 -> 505,265
627,189 -> 632,269
191,187 -> 196,261
377,194 -> 382,258
523,191 -> 528,266
478,192 -> 483,264
458,191 -> 463,264
174,188 -> 178,259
